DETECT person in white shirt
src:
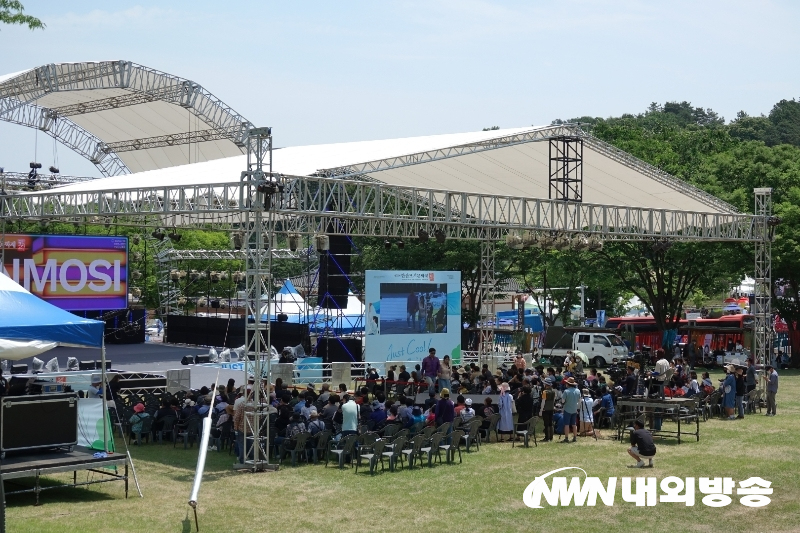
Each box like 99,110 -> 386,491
460,398 -> 476,422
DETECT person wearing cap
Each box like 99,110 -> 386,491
307,411 -> 325,436
460,398 -> 476,422
539,378 -> 556,442
421,347 -> 441,394
561,377 -> 580,443
579,389 -> 597,438
128,403 -> 151,444
722,364 -> 737,420
434,387 -> 455,427
497,382 -> 514,441
745,358 -> 757,394
628,418 -> 656,468
594,386 -> 614,427
88,375 -> 103,398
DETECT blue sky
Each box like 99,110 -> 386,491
1,0 -> 798,177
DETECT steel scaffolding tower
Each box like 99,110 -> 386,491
478,232 -> 497,358
753,188 -> 773,368
549,136 -> 583,203
238,127 -> 280,472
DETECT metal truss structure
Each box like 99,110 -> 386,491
0,170 -> 98,191
153,247 -> 314,312
549,136 -> 583,202
0,61 -> 252,176
1,176 -> 761,242
753,188 -> 773,368
238,127 -> 280,472
478,235 -> 497,357
0,102 -> 130,176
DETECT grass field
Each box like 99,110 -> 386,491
8,369 -> 799,533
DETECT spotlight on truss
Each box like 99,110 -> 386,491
168,230 -> 181,243
434,229 -> 446,244
418,229 -> 429,243
397,240 -> 405,249
151,229 -> 165,241
505,232 -> 524,250
384,240 -> 392,250
571,234 -> 589,251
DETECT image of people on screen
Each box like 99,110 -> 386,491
379,283 -> 447,335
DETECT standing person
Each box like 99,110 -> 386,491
745,358 -> 757,394
406,292 -> 418,329
627,419 -> 657,468
539,378 -> 556,442
579,389 -> 597,438
561,377 -> 581,443
421,347 -> 441,394
515,385 -> 534,439
515,353 -> 527,372
339,394 -> 359,437
734,367 -> 746,419
722,364 -> 737,420
497,382 -> 514,442
438,355 -> 453,393
764,365 -> 779,416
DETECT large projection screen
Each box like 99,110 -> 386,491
2,234 -> 128,311
365,270 -> 461,364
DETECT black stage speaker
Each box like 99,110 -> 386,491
79,360 -> 95,370
195,355 -> 211,364
10,364 -> 27,375
269,321 -> 310,353
318,233 -> 351,309
316,337 -> 362,363
1,393 -> 78,453
165,316 -> 245,348
95,360 -> 111,370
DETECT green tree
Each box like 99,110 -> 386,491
766,98 -> 800,147
0,0 -> 44,30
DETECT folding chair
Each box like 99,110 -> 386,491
440,430 -> 464,464
512,417 -> 538,448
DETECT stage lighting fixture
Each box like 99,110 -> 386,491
132,252 -> 142,262
384,240 -> 392,250
505,232 -> 524,250
220,300 -> 228,309
553,234 -> 571,251
104,217 -> 111,228
49,166 -> 59,174
232,271 -> 245,283
288,233 -> 302,252
198,297 -> 208,307
131,287 -> 142,298
232,232 -> 244,250
315,234 -> 330,252
189,270 -> 200,281
66,357 -> 79,371
210,271 -> 222,283
168,230 -> 181,242
434,229 -> 446,244
170,269 -> 181,282
132,234 -> 141,245
40,219 -> 49,229
587,235 -> 603,251
418,229 -> 429,243
131,270 -> 142,281
571,234 -> 589,251
277,313 -> 289,322
151,229 -> 166,241
29,162 -> 42,169
397,240 -> 405,249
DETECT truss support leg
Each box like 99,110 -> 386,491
753,188 -> 773,370
239,127 -> 280,472
478,234 -> 496,361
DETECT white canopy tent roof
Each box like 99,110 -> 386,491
35,126 -> 734,214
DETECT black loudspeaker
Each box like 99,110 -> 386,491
195,355 -> 210,364
316,337 -> 362,363
1,393 -> 78,452
318,233 -> 351,309
95,360 -> 111,370
269,321 -> 310,353
165,316 -> 245,348
181,355 -> 193,366
10,364 -> 27,375
79,360 -> 95,370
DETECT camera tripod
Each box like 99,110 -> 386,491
578,394 -> 599,441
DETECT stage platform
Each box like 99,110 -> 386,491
1,446 -> 128,505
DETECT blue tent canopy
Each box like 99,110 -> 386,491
0,272 -> 105,349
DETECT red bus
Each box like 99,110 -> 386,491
604,315 -> 753,352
